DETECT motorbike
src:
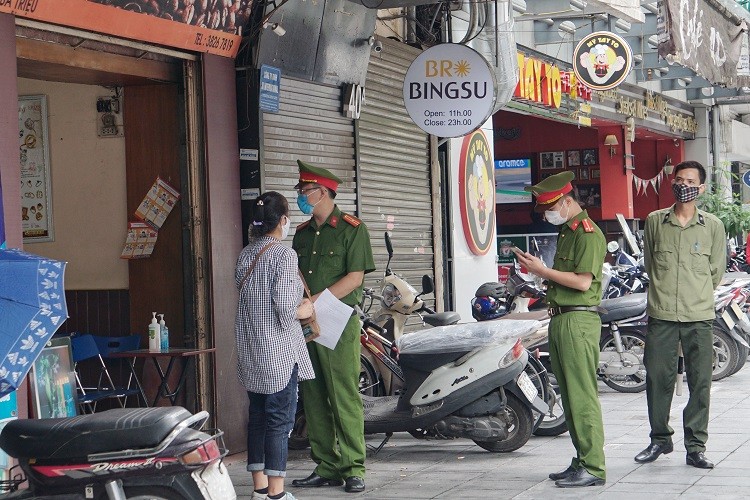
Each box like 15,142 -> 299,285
0,406 -> 235,500
473,265 -> 649,393
602,241 -> 648,299
364,318 -> 550,453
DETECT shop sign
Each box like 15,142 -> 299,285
593,89 -> 698,134
403,43 -> 496,138
458,129 -> 495,256
658,0 -> 750,87
0,0 -> 246,58
259,65 -> 281,114
573,31 -> 633,91
514,53 -> 592,109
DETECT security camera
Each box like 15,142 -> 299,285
263,22 -> 286,37
372,40 -> 383,53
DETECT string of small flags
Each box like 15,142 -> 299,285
633,165 -> 672,196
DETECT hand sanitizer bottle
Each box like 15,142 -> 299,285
159,314 -> 169,351
148,312 -> 161,352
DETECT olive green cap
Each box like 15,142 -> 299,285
524,170 -> 575,212
295,160 -> 343,192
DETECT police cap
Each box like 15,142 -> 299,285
524,170 -> 575,212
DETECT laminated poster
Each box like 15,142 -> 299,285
121,222 -> 159,260
135,177 -> 180,230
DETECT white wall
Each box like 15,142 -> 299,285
18,78 -> 128,290
449,119 -> 498,322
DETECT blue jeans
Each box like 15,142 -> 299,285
246,365 -> 298,477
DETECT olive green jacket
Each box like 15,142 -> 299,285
643,206 -> 726,322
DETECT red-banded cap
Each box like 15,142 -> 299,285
524,171 -> 575,212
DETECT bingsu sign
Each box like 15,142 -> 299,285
403,43 -> 496,137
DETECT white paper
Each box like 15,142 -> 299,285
313,288 -> 354,350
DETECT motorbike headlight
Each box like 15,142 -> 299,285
381,283 -> 402,308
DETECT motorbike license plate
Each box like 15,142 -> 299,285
192,461 -> 236,500
516,371 -> 538,403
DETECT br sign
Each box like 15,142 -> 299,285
403,44 -> 496,138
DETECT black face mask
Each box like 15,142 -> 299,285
672,183 -> 700,203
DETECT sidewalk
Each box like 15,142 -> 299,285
225,366 -> 750,499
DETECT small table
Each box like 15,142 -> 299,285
110,348 -> 216,408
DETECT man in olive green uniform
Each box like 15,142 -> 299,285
634,161 -> 725,469
290,160 -> 375,494
514,171 -> 606,488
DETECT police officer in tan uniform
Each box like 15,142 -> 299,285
514,171 -> 607,488
290,160 -> 375,494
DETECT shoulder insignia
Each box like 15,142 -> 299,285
297,220 -> 310,231
342,213 -> 362,227
581,218 -> 595,233
570,219 -> 580,231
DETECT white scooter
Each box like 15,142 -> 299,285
363,319 -> 549,453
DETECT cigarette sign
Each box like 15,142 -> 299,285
403,43 -> 496,138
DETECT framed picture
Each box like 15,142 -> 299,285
567,150 -> 581,167
31,337 -> 78,419
540,151 -> 565,169
575,184 -> 602,208
19,95 -> 54,243
581,148 -> 598,166
578,168 -> 590,181
591,169 -> 601,179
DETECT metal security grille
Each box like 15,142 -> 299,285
262,77 -> 357,231
358,37 -> 435,321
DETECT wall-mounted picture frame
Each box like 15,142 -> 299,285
567,149 -> 581,167
19,95 -> 54,243
591,168 -> 601,179
575,184 -> 601,208
581,148 -> 598,166
30,337 -> 78,419
540,151 -> 565,169
579,168 -> 590,181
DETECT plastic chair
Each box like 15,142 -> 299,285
70,334 -> 142,413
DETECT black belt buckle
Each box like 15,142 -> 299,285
547,307 -> 558,317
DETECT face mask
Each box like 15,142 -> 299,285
280,216 -> 291,239
544,202 -> 569,226
672,183 -> 701,203
297,194 -> 314,214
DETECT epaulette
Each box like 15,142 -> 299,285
342,213 -> 362,227
581,218 -> 595,233
297,220 -> 311,231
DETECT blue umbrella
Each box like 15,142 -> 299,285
0,249 -> 68,397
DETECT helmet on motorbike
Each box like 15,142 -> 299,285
471,295 -> 507,321
474,282 -> 506,300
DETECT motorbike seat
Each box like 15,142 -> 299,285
398,350 -> 472,372
422,312 -> 461,326
599,293 -> 647,323
0,406 -> 193,461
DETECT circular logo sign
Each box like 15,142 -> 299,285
403,43 -> 496,138
743,170 -> 750,188
458,129 -> 495,256
573,31 -> 633,91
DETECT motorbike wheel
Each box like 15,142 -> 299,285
473,393 -> 533,453
288,355 -> 382,450
599,330 -> 647,393
712,329 -> 739,381
532,372 -> 568,437
728,332 -> 749,376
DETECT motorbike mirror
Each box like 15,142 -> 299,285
607,241 -> 620,253
384,232 -> 394,275
421,275 -> 434,295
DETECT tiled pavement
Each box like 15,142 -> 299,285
225,365 -> 750,499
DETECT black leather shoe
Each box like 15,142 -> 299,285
292,472 -> 344,487
344,476 -> 365,493
686,451 -> 714,469
634,442 -> 674,463
548,465 -> 577,481
554,468 -> 605,488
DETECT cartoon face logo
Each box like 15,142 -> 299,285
459,129 -> 495,256
573,32 -> 632,91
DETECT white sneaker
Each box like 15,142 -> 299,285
251,492 -> 267,500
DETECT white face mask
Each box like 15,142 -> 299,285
280,216 -> 291,239
544,202 -> 569,226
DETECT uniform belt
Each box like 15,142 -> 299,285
548,306 -> 599,317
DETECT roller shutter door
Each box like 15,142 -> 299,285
358,37 -> 435,321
